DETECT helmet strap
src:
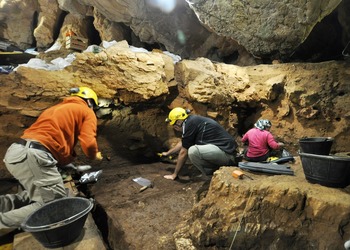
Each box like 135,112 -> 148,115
174,119 -> 184,127
86,99 -> 94,109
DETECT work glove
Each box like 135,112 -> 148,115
157,152 -> 173,160
95,152 -> 103,160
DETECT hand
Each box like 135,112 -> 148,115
164,174 -> 177,180
60,163 -> 76,170
157,152 -> 167,157
95,152 -> 103,160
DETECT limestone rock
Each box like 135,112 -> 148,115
174,59 -> 350,153
0,0 -> 39,48
187,0 -> 343,57
1,0 -> 348,62
173,166 -> 350,249
34,0 -> 63,48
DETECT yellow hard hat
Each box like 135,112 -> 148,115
70,87 -> 98,106
166,107 -> 189,125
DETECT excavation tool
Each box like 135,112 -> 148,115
232,170 -> 253,180
60,163 -> 92,172
59,164 -> 103,184
59,164 -> 93,182
157,153 -> 176,164
133,177 -> 154,192
79,170 -> 103,184
266,156 -> 295,164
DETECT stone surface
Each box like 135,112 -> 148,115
1,0 -> 348,62
174,58 -> 350,153
187,0 -> 343,57
174,162 -> 350,249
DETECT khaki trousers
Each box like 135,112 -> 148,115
1,141 -> 66,230
188,144 -> 236,176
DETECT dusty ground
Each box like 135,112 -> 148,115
0,133 -> 209,250
82,135 -> 211,250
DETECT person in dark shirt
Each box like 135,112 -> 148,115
161,107 -> 238,180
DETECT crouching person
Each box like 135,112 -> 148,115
1,87 -> 103,236
161,107 -> 238,180
242,119 -> 284,162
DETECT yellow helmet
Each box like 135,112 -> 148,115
166,107 -> 189,125
70,87 -> 98,106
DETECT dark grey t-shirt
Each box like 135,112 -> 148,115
181,115 -> 237,154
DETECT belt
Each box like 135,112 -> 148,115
17,139 -> 51,153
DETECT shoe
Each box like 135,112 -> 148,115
192,174 -> 212,181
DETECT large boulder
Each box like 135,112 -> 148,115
187,0 -> 343,57
173,165 -> 350,249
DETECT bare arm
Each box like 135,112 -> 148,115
164,147 -> 188,180
161,140 -> 182,156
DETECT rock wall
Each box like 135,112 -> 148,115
174,58 -> 350,153
0,43 -> 349,170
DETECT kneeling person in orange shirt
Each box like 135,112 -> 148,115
1,87 -> 103,236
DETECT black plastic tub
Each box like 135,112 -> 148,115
299,137 -> 334,155
21,197 -> 93,248
299,152 -> 350,188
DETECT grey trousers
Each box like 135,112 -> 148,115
1,141 -> 66,231
188,144 -> 236,176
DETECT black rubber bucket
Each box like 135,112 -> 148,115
21,197 -> 93,248
299,152 -> 350,188
299,137 -> 334,155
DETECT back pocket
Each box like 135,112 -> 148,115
3,143 -> 27,164
31,149 -> 57,167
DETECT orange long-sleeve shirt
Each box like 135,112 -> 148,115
22,96 -> 99,165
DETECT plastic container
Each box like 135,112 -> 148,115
299,152 -> 350,188
21,197 -> 93,248
299,137 -> 334,155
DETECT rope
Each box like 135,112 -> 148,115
229,188 -> 254,250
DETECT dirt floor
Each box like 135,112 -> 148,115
90,162 -> 210,250
0,134 -> 210,250
86,139 -> 211,250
